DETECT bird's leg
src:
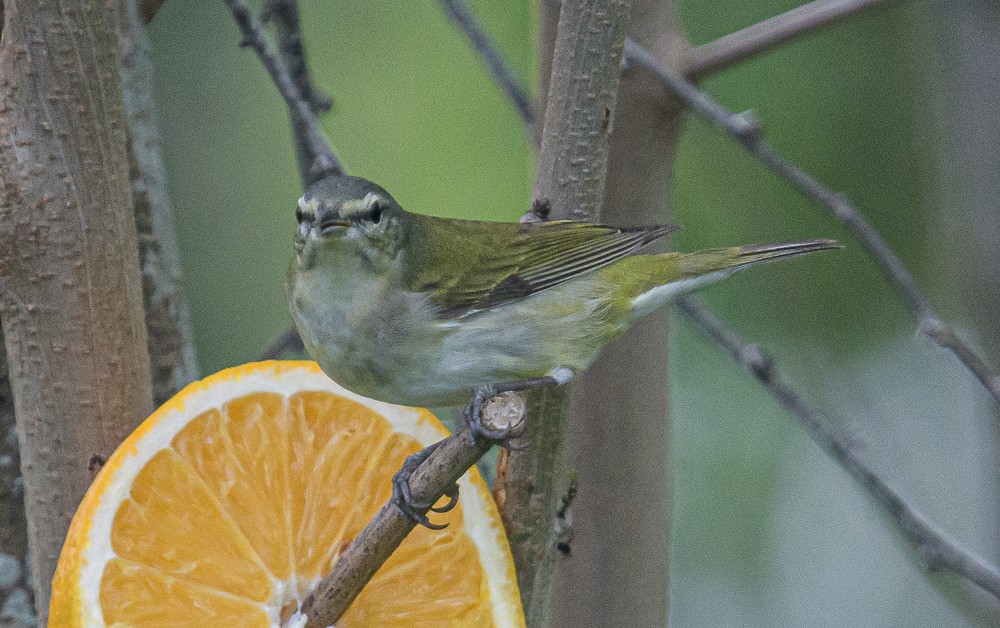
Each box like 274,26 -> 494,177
391,440 -> 460,530
394,369 -> 572,529
466,368 -> 574,446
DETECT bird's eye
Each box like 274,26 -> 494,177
368,200 -> 383,224
295,207 -> 304,223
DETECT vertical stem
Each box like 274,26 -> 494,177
551,5 -> 687,627
493,0 -> 631,623
0,1 -> 154,619
120,0 -> 200,405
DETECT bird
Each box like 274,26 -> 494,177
286,175 -> 838,525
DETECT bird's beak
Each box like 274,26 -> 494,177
318,218 -> 350,234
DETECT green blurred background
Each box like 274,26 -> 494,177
149,1 -> 1000,625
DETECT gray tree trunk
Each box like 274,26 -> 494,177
0,2 -> 155,621
552,2 -> 688,626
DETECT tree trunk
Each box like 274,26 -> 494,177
551,2 -> 688,627
493,1 -> 632,624
0,2 -> 154,621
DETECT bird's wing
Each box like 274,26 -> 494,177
408,219 -> 676,318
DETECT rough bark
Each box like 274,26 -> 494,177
0,1 -> 154,620
550,3 -> 687,627
493,0 -> 631,624
120,0 -> 199,406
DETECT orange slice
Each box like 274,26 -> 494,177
50,361 -> 523,627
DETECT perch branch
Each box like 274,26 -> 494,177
303,431 -> 490,626
686,0 -> 893,78
438,0 -> 536,130
303,393 -> 526,627
223,0 -> 343,180
261,0 -> 334,187
623,39 -> 1000,409
677,297 -> 1000,599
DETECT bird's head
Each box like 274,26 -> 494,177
293,175 -> 408,272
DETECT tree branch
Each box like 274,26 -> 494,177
676,297 -> 1000,599
223,0 -> 343,180
303,395 -> 526,627
438,0 -> 536,131
493,0 -> 632,623
441,2 -> 684,621
623,39 -> 1000,409
685,0 -> 893,78
261,0 -> 334,188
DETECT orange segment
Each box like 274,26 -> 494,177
110,449 -> 274,602
100,559 -> 270,626
172,396 -> 294,580
50,361 -> 524,627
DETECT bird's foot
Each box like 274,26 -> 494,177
391,441 -> 459,530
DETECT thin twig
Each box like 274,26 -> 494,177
261,0 -> 335,187
686,0 -> 892,78
676,297 -> 1000,599
223,0 -> 343,180
438,0 -> 536,130
623,39 -> 1000,409
259,327 -> 304,361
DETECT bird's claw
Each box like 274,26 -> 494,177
390,442 -> 459,530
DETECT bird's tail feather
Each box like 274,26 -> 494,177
626,239 -> 840,317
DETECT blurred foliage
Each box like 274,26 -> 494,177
148,1 -> 998,626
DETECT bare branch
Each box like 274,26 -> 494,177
261,0 -> 334,187
677,297 -> 1000,599
223,0 -> 343,180
686,0 -> 893,78
623,39 -> 1000,409
438,0 -> 536,130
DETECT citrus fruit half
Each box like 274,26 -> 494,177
50,361 -> 523,626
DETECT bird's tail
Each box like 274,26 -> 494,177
622,239 -> 840,317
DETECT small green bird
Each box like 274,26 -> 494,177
286,175 -> 838,412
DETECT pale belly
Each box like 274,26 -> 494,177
288,268 -> 627,408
